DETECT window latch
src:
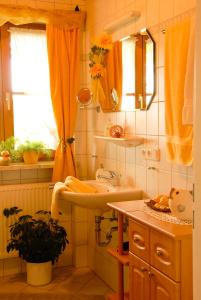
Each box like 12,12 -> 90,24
5,92 -> 11,111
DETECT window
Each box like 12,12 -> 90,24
0,24 -> 57,149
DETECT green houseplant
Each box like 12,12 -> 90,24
17,140 -> 50,164
3,207 -> 68,285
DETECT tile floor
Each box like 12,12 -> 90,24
0,267 -> 112,300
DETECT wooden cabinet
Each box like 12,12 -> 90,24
107,200 -> 192,300
129,218 -> 192,300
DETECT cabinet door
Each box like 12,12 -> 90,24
129,253 -> 150,300
150,266 -> 180,300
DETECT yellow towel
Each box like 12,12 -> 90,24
51,182 -> 68,219
182,16 -> 195,125
65,176 -> 97,193
51,177 -> 97,219
165,16 -> 193,166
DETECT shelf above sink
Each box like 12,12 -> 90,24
94,135 -> 144,147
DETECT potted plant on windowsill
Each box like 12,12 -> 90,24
3,207 -> 68,286
17,140 -> 50,164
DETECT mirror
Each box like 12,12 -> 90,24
77,88 -> 92,107
111,88 -> 119,111
101,28 -> 155,111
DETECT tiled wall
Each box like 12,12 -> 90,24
0,168 -> 53,185
85,0 -> 196,291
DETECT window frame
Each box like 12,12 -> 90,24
0,22 -> 46,140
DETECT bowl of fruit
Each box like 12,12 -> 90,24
145,194 -> 171,213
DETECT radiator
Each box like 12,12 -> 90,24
0,182 -> 52,259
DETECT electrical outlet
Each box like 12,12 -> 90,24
141,147 -> 160,161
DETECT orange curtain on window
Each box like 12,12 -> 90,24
100,41 -> 122,112
46,25 -> 80,182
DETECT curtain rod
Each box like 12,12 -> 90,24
0,4 -> 86,28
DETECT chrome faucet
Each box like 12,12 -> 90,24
96,169 -> 121,186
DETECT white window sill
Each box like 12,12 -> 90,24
0,160 -> 54,171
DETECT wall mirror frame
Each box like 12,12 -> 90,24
134,28 -> 156,110
99,28 -> 156,112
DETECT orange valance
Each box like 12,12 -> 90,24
0,4 -> 86,27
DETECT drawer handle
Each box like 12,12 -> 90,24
134,237 -> 140,243
133,234 -> 144,244
148,271 -> 154,278
141,266 -> 148,273
156,249 -> 163,257
155,246 -> 168,258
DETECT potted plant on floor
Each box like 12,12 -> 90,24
17,140 -> 50,164
3,207 -> 68,286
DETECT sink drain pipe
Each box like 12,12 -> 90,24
95,211 -> 128,247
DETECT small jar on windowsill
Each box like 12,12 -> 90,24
0,151 -> 11,166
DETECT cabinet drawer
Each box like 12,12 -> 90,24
150,229 -> 180,281
129,220 -> 149,262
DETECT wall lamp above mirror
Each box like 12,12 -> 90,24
92,28 -> 156,112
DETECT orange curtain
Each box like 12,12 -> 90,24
46,25 -> 80,182
100,41 -> 122,112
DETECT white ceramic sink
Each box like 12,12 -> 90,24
58,180 -> 143,211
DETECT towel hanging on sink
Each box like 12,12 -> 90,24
51,176 -> 97,219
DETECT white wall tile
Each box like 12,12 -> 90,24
74,222 -> 88,246
158,136 -> 172,171
158,170 -> 172,194
159,101 -> 165,136
158,67 -> 165,101
147,0 -> 160,27
136,110 -> 147,134
172,172 -> 188,189
125,111 -> 136,134
135,0 -> 147,32
158,31 -> 165,67
72,206 -> 88,222
147,102 -> 159,136
74,245 -> 88,268
135,165 -> 147,191
174,0 -> 196,16
159,0 -> 174,22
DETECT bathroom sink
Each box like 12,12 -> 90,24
58,180 -> 143,211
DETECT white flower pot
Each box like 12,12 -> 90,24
26,261 -> 52,286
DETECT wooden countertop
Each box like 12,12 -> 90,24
107,200 -> 192,239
